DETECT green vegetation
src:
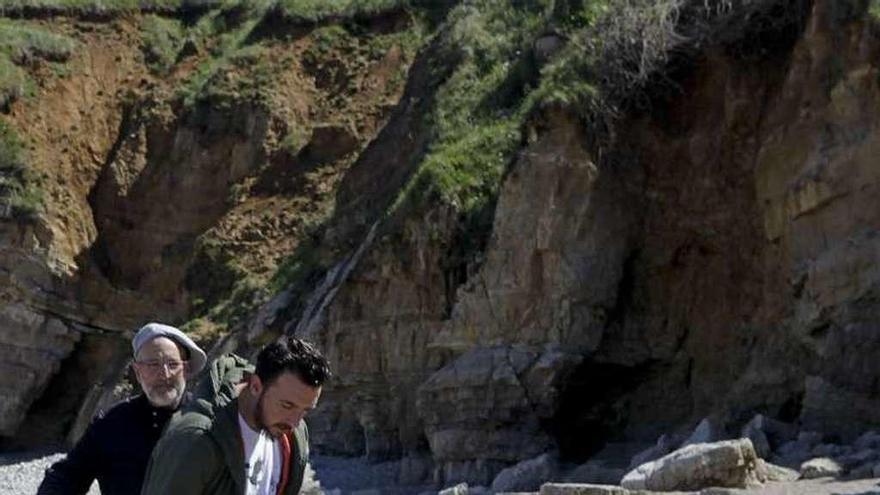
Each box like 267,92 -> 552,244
0,0 -> 194,15
0,19 -> 75,63
395,0 -> 814,225
140,14 -> 184,75
0,0 -> 407,18
170,0 -> 276,107
0,56 -> 25,110
184,237 -> 272,335
390,0 -> 547,218
269,235 -> 322,294
274,0 -> 407,22
0,20 -> 75,106
0,120 -> 43,221
870,0 -> 880,18
279,125 -> 311,156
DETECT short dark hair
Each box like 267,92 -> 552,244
255,337 -> 331,388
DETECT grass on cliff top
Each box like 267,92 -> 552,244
396,0 -> 814,219
374,0 -> 812,293
0,0 -> 401,17
0,19 -> 75,103
275,0 -> 406,21
140,14 -> 184,75
390,0 -> 551,218
0,0 -> 201,15
0,20 -> 75,62
172,0 -> 432,106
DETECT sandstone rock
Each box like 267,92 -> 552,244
811,443 -> 847,458
799,457 -> 843,479
0,304 -> 79,436
303,123 -> 359,164
854,431 -> 880,450
563,460 -> 625,485
436,459 -> 508,487
540,484 -> 630,495
846,463 -> 875,480
839,448 -> 878,469
417,345 -> 552,473
521,347 -> 583,418
491,453 -> 559,493
682,418 -> 721,448
740,422 -> 771,459
798,431 -> 824,445
398,454 -> 434,485
773,431 -> 825,467
438,482 -> 470,495
801,375 -> 880,442
628,433 -> 680,469
740,414 -> 798,459
755,459 -> 799,482
621,439 -> 761,491
742,415 -> 797,447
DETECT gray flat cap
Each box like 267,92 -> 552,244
132,322 -> 207,375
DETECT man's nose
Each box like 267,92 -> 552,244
286,411 -> 305,428
159,364 -> 173,378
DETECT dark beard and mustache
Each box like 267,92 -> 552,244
254,392 -> 293,438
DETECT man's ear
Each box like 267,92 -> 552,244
131,361 -> 144,386
248,373 -> 263,396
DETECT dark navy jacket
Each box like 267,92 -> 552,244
37,394 -> 179,495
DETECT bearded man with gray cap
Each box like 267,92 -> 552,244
37,322 -> 206,495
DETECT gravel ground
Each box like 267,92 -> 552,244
0,451 -> 431,495
5,451 -> 880,495
310,455 -> 433,494
0,451 -> 99,495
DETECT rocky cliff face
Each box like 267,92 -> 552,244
0,7 -> 421,447
3,0 -> 880,490
286,0 -> 880,486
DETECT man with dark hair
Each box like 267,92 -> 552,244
38,322 -> 206,495
141,336 -> 331,495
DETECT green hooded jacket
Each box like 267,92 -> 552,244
140,354 -> 309,495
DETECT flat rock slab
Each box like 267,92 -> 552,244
541,484 -> 636,495
703,477 -> 880,494
538,478 -> 880,495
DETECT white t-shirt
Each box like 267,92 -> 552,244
239,414 -> 283,495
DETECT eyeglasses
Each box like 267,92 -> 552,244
135,360 -> 186,374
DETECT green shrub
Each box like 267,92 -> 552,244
0,20 -> 75,63
0,120 -> 26,172
391,0 -> 550,217
870,0 -> 880,18
0,20 -> 76,107
140,14 -> 184,74
274,0 -> 408,22
0,0 -> 194,16
280,125 -> 311,156
175,2 -> 272,106
0,56 -> 25,109
0,120 -> 43,221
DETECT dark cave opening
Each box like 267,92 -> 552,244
3,332 -> 130,451
547,359 -> 654,463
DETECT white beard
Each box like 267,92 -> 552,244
144,380 -> 185,408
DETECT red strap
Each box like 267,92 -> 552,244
276,432 -> 292,495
